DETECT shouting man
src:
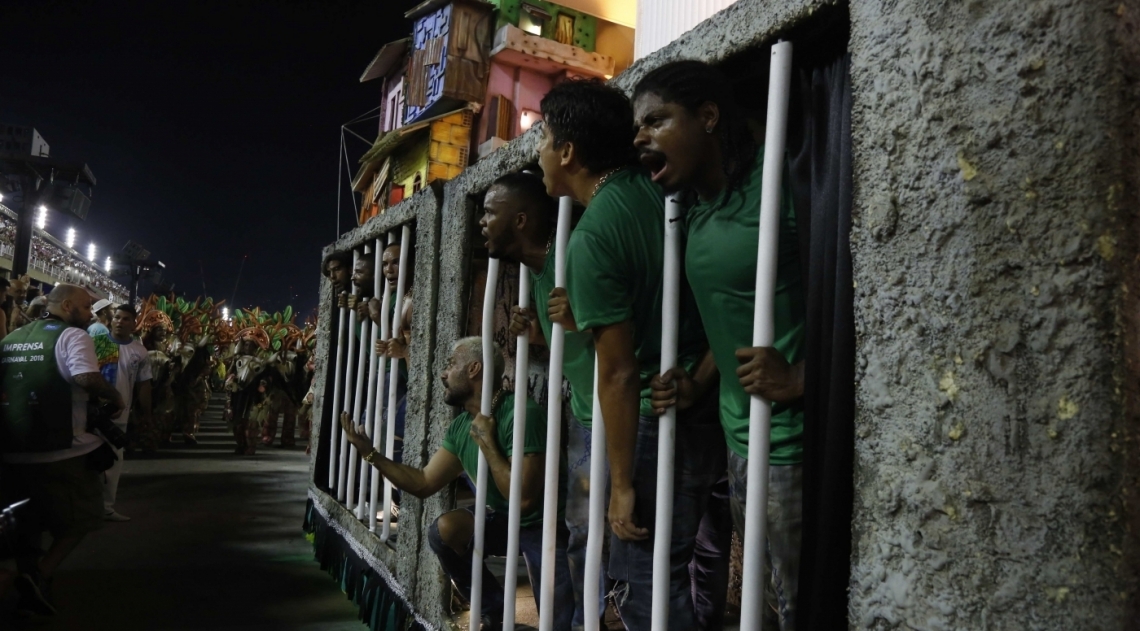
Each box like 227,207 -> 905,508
634,59 -> 807,630
537,79 -> 730,630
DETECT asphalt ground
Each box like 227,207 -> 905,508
0,394 -> 364,631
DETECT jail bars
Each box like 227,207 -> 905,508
537,196 -> 573,631
336,249 -> 361,500
469,256 -> 501,631
381,225 -> 411,542
368,234 -> 393,532
740,40 -> 793,631
501,265 -> 531,629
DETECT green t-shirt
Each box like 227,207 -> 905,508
441,393 -> 550,527
530,246 -> 596,428
565,168 -> 706,417
684,148 -> 806,464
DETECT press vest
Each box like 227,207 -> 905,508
0,319 -> 75,453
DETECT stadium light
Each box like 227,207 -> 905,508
105,256 -> 112,273
87,242 -> 96,261
36,205 -> 47,230
222,307 -> 230,321
66,227 -> 76,249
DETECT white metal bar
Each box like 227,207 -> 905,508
502,265 -> 531,629
370,234 -> 394,532
470,256 -> 500,631
538,196 -> 573,631
338,249 -> 361,501
740,40 -> 793,631
329,253 -> 351,492
583,358 -> 606,631
358,237 -> 385,520
347,245 -> 372,510
381,224 -> 411,542
651,195 -> 683,630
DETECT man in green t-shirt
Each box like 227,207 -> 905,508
479,170 -> 602,629
537,79 -> 731,631
340,337 -> 573,630
633,60 -> 807,631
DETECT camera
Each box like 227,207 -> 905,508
87,399 -> 128,450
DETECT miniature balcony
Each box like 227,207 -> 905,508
490,23 -> 615,79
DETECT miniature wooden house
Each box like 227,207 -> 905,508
403,0 -> 496,125
353,107 -> 473,225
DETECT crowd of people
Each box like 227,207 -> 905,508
0,284 -> 316,616
330,60 -> 805,631
0,213 -> 130,301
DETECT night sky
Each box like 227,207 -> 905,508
1,0 -> 408,319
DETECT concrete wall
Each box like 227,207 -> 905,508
846,0 -> 1138,628
310,0 -> 1140,628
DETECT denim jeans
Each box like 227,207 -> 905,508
608,390 -> 731,631
727,451 -> 803,631
565,419 -> 608,629
427,507 -> 576,631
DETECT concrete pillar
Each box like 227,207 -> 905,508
847,0 -> 1140,628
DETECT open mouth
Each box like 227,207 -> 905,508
639,151 -> 668,183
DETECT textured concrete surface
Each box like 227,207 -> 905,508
845,1 -> 1139,629
1,396 -> 362,631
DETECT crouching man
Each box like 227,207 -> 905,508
341,336 -> 573,630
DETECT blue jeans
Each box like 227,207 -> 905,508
427,507 -> 576,631
608,391 -> 731,631
565,419 -> 608,629
727,452 -> 803,631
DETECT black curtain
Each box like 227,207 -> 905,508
786,32 -> 855,631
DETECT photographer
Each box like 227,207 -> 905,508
0,284 -> 124,616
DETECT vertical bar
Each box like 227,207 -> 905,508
583,358 -> 606,631
502,266 -> 531,629
651,196 -> 683,630
740,40 -> 793,631
370,233 -> 393,532
347,245 -> 372,511
329,285 -> 349,491
381,224 -> 412,542
538,196 -> 573,630
470,256 -> 500,631
338,249 -> 361,501
358,237 -> 385,520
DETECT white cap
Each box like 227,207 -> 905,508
92,298 -> 114,313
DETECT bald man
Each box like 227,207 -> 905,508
0,283 -> 125,615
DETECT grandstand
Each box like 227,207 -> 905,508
0,203 -> 130,302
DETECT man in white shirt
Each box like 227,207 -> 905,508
87,298 -> 113,337
0,284 -> 124,616
91,304 -> 153,521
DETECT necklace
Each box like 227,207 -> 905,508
542,227 -> 556,258
489,388 -> 505,413
591,167 -> 621,200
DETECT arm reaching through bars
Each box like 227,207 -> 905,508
341,413 -> 463,498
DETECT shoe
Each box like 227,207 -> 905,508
183,434 -> 198,445
15,572 -> 56,616
104,510 -> 131,522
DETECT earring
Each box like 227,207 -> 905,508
705,127 -> 714,134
